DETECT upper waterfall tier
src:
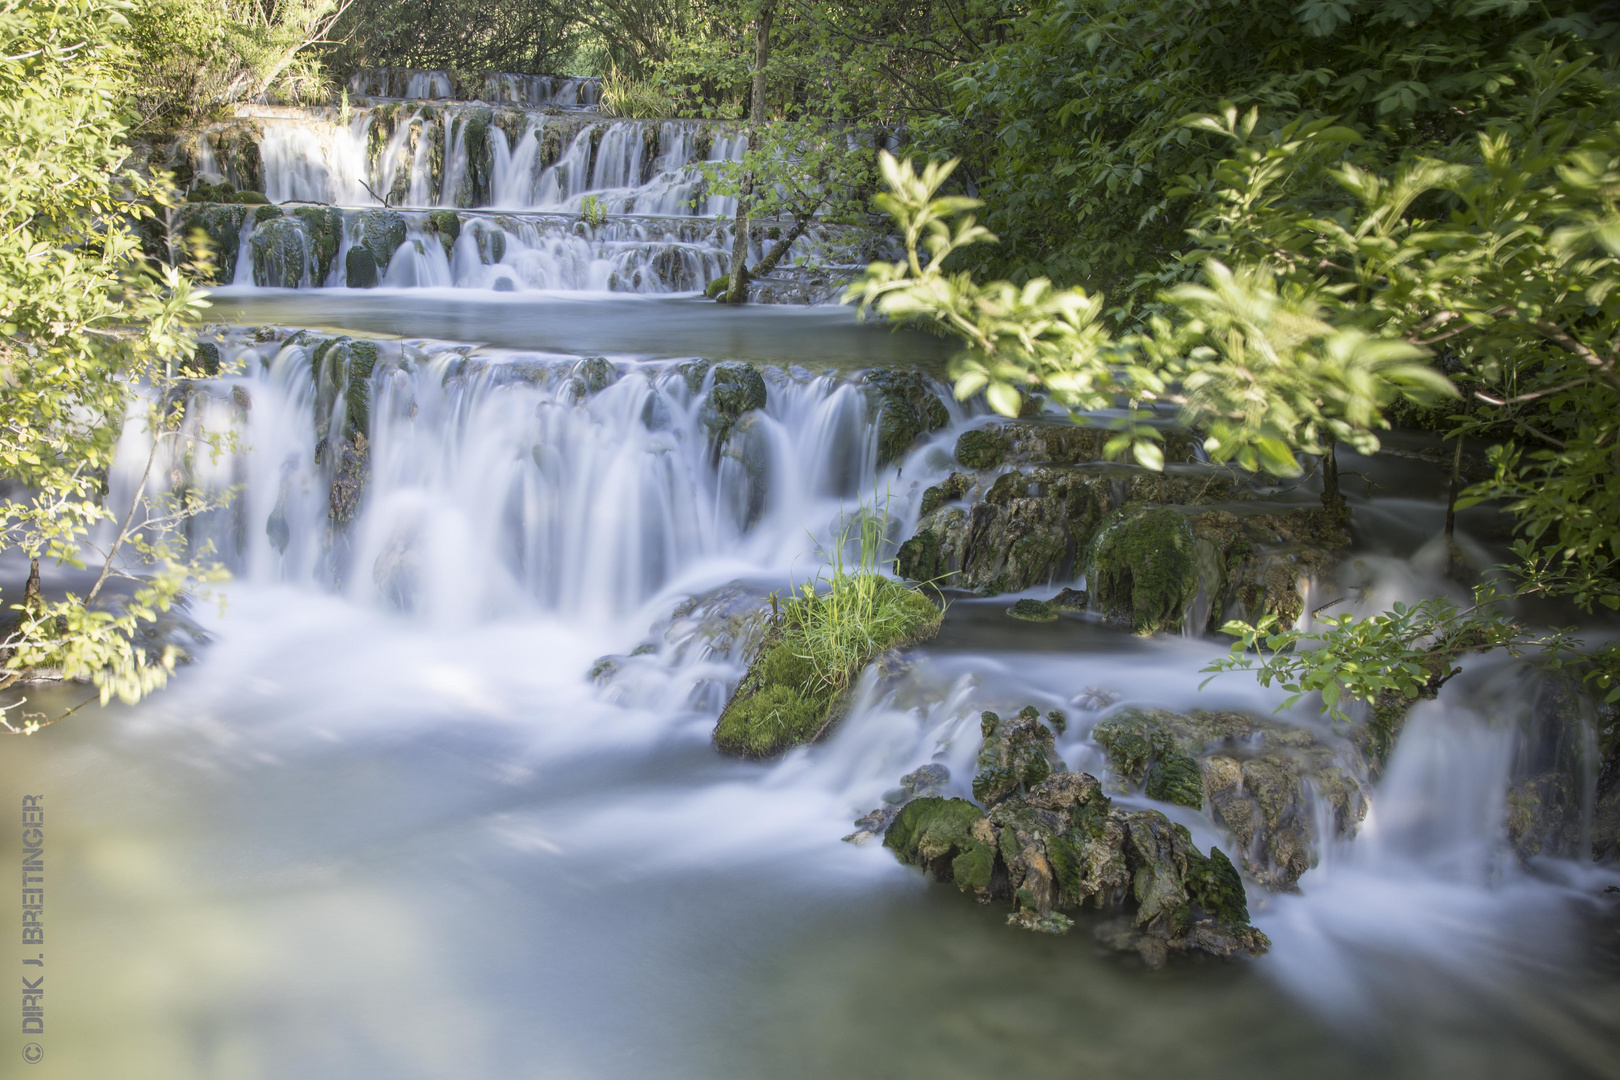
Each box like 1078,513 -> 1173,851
187,108 -> 745,215
346,67 -> 601,107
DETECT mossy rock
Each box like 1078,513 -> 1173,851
895,526 -> 949,585
705,273 -> 731,299
677,359 -> 710,394
575,356 -> 618,393
700,361 -> 767,441
248,217 -> 311,287
346,246 -> 380,288
974,707 -> 1058,806
355,208 -> 407,267
1088,505 -> 1198,633
863,369 -> 950,467
919,472 -> 972,518
311,337 -> 380,443
713,578 -> 941,758
884,797 -> 995,894
190,341 -> 221,377
1145,753 -> 1205,809
180,204 -> 248,282
1006,598 -> 1057,622
427,210 -> 461,256
293,206 -> 343,282
956,427 -> 1009,469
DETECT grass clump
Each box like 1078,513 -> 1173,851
599,66 -> 670,119
714,510 -> 943,758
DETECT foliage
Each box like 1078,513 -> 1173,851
920,0 -> 1620,302
846,152 -> 1451,473
126,0 -> 351,131
322,0 -> 576,76
1,0 -> 225,717
579,194 -> 608,227
782,507 -> 941,691
598,64 -> 669,118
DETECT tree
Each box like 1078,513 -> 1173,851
1,0 -> 225,726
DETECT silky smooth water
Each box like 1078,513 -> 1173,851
6,294 -> 1620,1080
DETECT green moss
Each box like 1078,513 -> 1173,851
1088,505 -> 1198,633
973,707 -> 1057,805
345,246 -> 379,288
714,577 -> 942,758
1145,753 -> 1204,809
677,359 -> 710,394
1185,845 -> 1249,927
293,206 -> 342,281
701,361 -> 767,441
705,273 -> 731,299
895,528 -> 946,583
253,204 -> 281,224
576,356 -> 617,393
955,427 -> 1008,469
427,210 -> 461,256
864,369 -> 950,466
356,208 -> 407,266
919,472 -> 971,517
1006,598 -> 1057,622
884,797 -> 992,893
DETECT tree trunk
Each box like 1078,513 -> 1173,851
21,559 -> 40,614
745,199 -> 823,281
723,1 -> 774,304
1321,438 -> 1347,522
1443,436 -> 1464,542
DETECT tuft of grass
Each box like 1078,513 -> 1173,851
580,194 -> 608,228
598,65 -> 670,120
714,504 -> 944,758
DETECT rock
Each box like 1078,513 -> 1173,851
864,369 -> 950,467
1088,505 -> 1199,633
191,341 -> 221,377
327,432 -> 369,524
1047,587 -> 1087,610
248,216 -> 311,287
354,208 -> 407,268
179,204 -> 248,282
292,206 -> 343,282
345,246 -> 380,288
1006,598 -> 1057,622
700,361 -> 767,443
918,472 -> 971,517
677,359 -> 710,394
1093,707 -> 1368,890
973,707 -> 1060,805
575,356 -> 618,393
955,427 -> 1008,469
427,209 -> 461,256
884,743 -> 1269,960
310,336 -> 379,443
713,578 -> 941,758
897,466 -> 1112,593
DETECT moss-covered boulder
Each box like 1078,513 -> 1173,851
955,427 -> 1008,469
293,206 -> 343,283
1006,598 -> 1058,622
354,208 -> 407,268
883,744 -> 1268,962
190,341 -> 221,377
974,707 -> 1060,805
713,577 -> 941,758
700,361 -> 767,443
575,356 -> 618,393
863,369 -> 950,467
427,210 -> 461,256
311,336 -> 380,444
898,466 -> 1112,593
1088,505 -> 1199,633
1094,707 -> 1367,890
248,216 -> 313,287
345,246 -> 380,288
918,472 -> 971,518
179,204 -> 249,283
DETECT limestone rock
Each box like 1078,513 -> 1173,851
863,369 -> 950,467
